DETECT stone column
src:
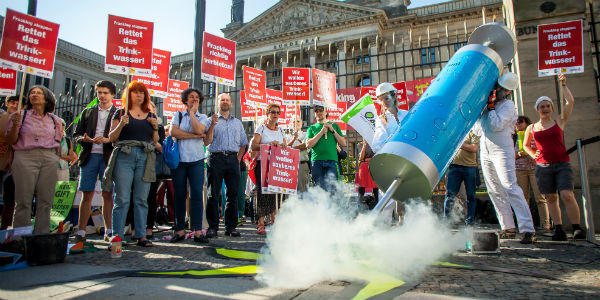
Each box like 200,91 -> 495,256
367,35 -> 380,85
334,41 -> 347,89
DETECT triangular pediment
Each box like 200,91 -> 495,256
227,0 -> 385,43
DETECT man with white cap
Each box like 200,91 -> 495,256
372,82 -> 409,152
477,72 -> 536,244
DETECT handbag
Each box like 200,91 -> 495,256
155,150 -> 171,179
162,111 -> 183,170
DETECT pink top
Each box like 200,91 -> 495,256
6,110 -> 61,151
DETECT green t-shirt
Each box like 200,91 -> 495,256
306,122 -> 344,161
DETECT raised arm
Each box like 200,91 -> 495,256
557,74 -> 574,129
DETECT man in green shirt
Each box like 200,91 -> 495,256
306,105 -> 346,190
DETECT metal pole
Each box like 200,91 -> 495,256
576,139 -> 597,244
192,0 -> 206,89
373,177 -> 402,213
588,1 -> 600,101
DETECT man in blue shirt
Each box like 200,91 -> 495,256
204,93 -> 248,238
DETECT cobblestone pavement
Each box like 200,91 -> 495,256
58,221 -> 600,300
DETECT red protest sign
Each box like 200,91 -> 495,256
395,81 -> 408,111
537,20 -> 584,77
201,32 -> 236,86
312,68 -> 336,109
163,79 -> 189,123
405,77 -> 435,109
112,99 -> 123,108
105,15 -> 154,76
132,48 -> 170,98
327,99 -> 347,133
266,88 -> 287,126
0,67 -> 17,96
243,66 -> 266,108
240,91 -> 259,122
337,87 -> 361,108
267,146 -> 300,195
282,67 -> 310,105
260,145 -> 274,194
283,104 -> 300,129
0,9 -> 60,78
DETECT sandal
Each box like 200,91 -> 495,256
257,224 -> 266,235
136,239 -> 153,247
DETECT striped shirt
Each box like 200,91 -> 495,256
205,113 -> 248,153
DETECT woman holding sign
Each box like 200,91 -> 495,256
105,81 -> 158,247
250,103 -> 287,235
5,86 -> 62,234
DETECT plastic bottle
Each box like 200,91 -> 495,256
111,235 -> 122,258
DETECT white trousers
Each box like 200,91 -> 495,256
480,138 -> 534,233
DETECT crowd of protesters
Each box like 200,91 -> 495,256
0,73 -> 587,250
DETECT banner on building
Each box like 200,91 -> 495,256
267,146 -> 300,195
201,32 -> 236,86
341,94 -> 378,147
105,15 -> 154,76
0,9 -> 60,78
282,67 -> 310,105
0,67 -> 17,96
537,20 -> 584,76
312,68 -> 336,109
132,48 -> 170,97
240,91 -> 259,122
405,77 -> 435,109
243,66 -> 266,108
163,79 -> 189,123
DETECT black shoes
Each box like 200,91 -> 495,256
169,233 -> 185,243
225,229 -> 241,237
520,232 -> 536,244
573,229 -> 586,240
552,228 -> 568,241
206,229 -> 218,238
194,235 -> 209,243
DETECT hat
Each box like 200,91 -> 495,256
314,104 -> 325,110
534,96 -> 553,110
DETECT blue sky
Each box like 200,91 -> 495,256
0,0 -> 448,56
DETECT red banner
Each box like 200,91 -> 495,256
327,99 -> 347,133
283,104 -> 300,130
112,98 -> 123,108
267,146 -> 300,194
201,32 -> 236,87
405,77 -> 435,108
240,91 -> 259,122
337,87 -> 362,108
0,67 -> 17,96
163,79 -> 189,123
105,15 -> 154,76
282,67 -> 310,105
0,9 -> 60,78
312,68 -> 336,109
132,48 -> 170,98
537,20 -> 584,76
243,66 -> 266,108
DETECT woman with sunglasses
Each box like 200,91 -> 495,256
250,103 -> 287,235
523,74 -> 586,241
515,116 -> 551,235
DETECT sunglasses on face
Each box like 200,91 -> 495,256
516,120 -> 524,124
269,110 -> 280,115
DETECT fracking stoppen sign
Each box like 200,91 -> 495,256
163,79 -> 189,122
0,67 -> 17,96
243,66 -> 266,108
240,91 -> 259,122
0,9 -> 60,78
282,67 -> 310,105
105,15 -> 154,76
312,68 -> 337,109
201,32 -> 236,86
538,20 -> 584,76
132,48 -> 171,98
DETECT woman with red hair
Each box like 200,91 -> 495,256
104,81 -> 159,247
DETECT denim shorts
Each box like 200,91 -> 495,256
78,153 -> 112,192
535,162 -> 573,194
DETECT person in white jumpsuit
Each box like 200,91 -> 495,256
477,72 -> 535,244
371,82 -> 409,152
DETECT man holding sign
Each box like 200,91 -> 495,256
306,105 -> 346,190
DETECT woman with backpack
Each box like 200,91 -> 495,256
5,86 -> 63,234
168,88 -> 210,243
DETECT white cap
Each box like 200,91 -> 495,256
535,96 -> 553,110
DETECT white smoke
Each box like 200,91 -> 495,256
256,181 -> 469,288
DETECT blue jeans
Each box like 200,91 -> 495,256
311,160 -> 339,190
112,147 -> 151,239
444,164 -> 478,225
172,160 -> 205,231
